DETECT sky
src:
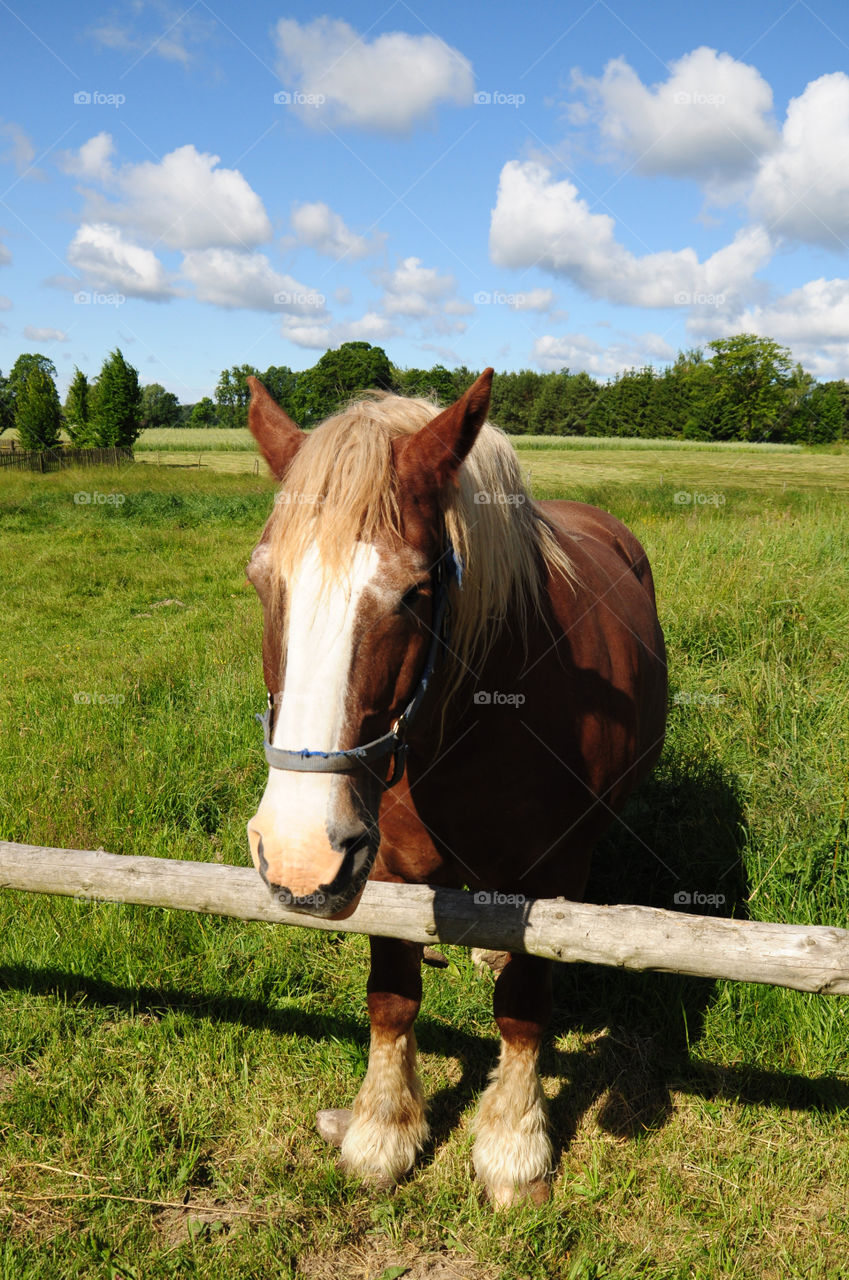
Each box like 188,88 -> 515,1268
3,0 -> 849,401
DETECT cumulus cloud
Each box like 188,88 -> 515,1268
274,17 -> 474,132
60,134 -> 272,250
67,222 -> 178,300
490,160 -> 772,309
282,310 -> 399,350
710,276 -> 849,378
288,201 -> 384,261
181,248 -> 327,315
0,295 -> 12,310
533,331 -> 675,377
0,240 -> 10,266
749,73 -> 849,248
378,256 -> 472,329
23,326 -> 68,342
570,47 -> 777,185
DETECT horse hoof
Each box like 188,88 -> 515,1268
316,1108 -> 353,1147
487,1178 -> 550,1208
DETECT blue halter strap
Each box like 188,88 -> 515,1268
256,544 -> 461,790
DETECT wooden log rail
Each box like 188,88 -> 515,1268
1,841 -> 847,995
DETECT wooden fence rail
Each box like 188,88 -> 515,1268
1,841 -> 847,995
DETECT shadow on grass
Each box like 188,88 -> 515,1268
1,750 -> 846,1167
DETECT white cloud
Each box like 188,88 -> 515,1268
275,17 -> 474,132
181,248 -> 327,315
67,222 -> 177,300
490,160 -> 772,309
23,326 -> 69,343
716,276 -> 849,377
749,73 -> 849,248
570,48 -> 776,185
87,6 -> 214,65
288,200 -> 385,261
0,295 -> 11,310
1,121 -> 39,176
0,240 -> 10,266
510,288 -> 556,312
282,310 -> 399,350
61,135 -> 271,250
378,256 -> 471,331
533,331 -> 675,377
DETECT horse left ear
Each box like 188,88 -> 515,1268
247,376 -> 306,479
394,367 -> 494,494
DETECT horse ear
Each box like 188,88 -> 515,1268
247,376 -> 305,479
394,367 -> 494,494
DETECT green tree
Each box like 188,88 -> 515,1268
704,334 -> 795,441
215,364 -> 260,429
291,342 -> 394,427
92,348 -> 142,447
189,396 -> 217,428
395,364 -> 457,404
64,368 -> 94,445
260,366 -> 300,419
15,365 -> 62,450
0,370 -> 14,436
140,382 -> 182,431
8,352 -> 57,400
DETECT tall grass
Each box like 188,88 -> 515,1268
0,454 -> 847,1279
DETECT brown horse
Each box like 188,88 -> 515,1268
245,369 -> 667,1205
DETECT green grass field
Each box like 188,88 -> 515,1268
1,442 -> 848,1279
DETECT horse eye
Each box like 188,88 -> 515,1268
400,581 -> 430,610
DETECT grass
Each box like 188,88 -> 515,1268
0,443 -> 848,1278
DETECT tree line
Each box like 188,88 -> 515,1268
2,334 -> 847,449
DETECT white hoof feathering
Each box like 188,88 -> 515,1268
472,1042 -> 552,1205
340,1030 -> 428,1187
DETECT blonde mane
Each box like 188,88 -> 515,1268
267,390 -> 575,692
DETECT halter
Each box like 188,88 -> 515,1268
256,545 -> 461,790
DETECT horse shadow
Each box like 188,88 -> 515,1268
423,747 -> 763,1154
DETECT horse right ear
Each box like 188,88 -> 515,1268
247,377 -> 306,479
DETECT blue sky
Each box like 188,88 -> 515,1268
3,0 -> 849,401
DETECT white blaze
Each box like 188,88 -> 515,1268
258,541 -> 380,840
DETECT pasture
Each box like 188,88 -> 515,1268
0,442 -> 847,1278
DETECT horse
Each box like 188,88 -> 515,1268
244,368 -> 667,1206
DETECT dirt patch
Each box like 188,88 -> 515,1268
297,1243 -> 506,1280
152,1196 -> 259,1249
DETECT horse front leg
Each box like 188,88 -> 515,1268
339,936 -> 428,1187
472,952 -> 554,1206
